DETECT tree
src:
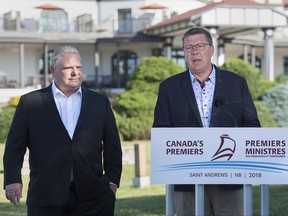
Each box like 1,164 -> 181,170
220,58 -> 279,126
220,58 -> 264,100
113,56 -> 184,140
259,84 -> 288,127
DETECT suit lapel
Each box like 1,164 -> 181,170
211,66 -> 225,120
214,66 -> 225,96
180,70 -> 203,126
73,87 -> 88,138
41,85 -> 71,138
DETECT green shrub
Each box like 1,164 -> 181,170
254,101 -> 278,127
113,91 -> 156,140
220,59 -> 264,100
115,114 -> 153,141
0,96 -> 21,143
217,59 -> 279,127
258,79 -> 279,97
114,91 -> 156,117
125,56 -> 183,92
275,74 -> 288,84
259,84 -> 288,127
114,56 -> 184,140
8,96 -> 21,107
0,106 -> 16,143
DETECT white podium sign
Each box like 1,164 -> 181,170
151,128 -> 288,184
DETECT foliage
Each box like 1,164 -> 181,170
114,91 -> 156,117
0,96 -> 20,143
254,101 -> 277,127
275,74 -> 288,84
220,59 -> 264,100
219,59 -> 279,127
115,114 -> 153,141
259,84 -> 288,127
125,56 -> 183,92
114,57 -> 184,140
8,96 -> 21,108
258,79 -> 279,98
0,106 -> 15,143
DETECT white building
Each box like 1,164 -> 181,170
0,0 -> 288,91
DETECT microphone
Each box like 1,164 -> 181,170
213,95 -> 225,108
213,94 -> 238,127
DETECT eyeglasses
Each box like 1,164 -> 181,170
183,43 -> 210,53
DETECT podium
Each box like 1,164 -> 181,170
151,128 -> 288,216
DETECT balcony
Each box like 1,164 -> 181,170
0,10 -> 159,36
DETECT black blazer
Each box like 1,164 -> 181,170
153,65 -> 260,191
4,85 -> 122,205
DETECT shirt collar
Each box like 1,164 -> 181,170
52,82 -> 82,98
189,64 -> 216,84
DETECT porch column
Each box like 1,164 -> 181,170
116,41 -> 121,88
94,42 -> 99,89
44,43 -> 49,87
19,43 -> 25,88
209,27 -> 219,66
251,46 -> 256,68
218,38 -> 225,66
243,45 -> 249,63
164,37 -> 173,60
263,28 -> 274,81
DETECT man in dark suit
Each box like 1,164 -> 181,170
3,45 -> 122,216
153,27 -> 260,216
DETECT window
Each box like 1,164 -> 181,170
111,50 -> 139,88
152,48 -> 186,68
39,51 -> 54,86
40,9 -> 68,32
76,14 -> 93,32
118,9 -> 132,33
284,57 -> 288,75
239,54 -> 261,69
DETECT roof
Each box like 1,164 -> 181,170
34,4 -> 64,10
144,0 -> 265,30
141,0 -> 288,41
140,4 -> 167,10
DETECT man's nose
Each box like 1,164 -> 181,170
71,66 -> 79,75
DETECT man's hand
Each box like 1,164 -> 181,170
5,183 -> 23,204
109,182 -> 117,195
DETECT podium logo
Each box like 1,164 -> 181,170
211,134 -> 236,161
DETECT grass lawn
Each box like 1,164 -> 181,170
0,141 -> 288,216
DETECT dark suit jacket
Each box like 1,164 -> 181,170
153,65 -> 260,191
3,85 -> 122,206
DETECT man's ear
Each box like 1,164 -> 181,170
50,66 -> 55,77
210,45 -> 214,57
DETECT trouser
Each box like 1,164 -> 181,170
174,185 -> 243,216
27,184 -> 116,216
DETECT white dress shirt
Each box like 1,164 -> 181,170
189,66 -> 216,127
52,82 -> 82,139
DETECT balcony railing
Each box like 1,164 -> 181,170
0,14 -> 157,35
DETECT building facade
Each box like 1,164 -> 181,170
0,0 -> 288,91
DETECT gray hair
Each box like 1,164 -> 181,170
182,27 -> 213,47
49,45 -> 82,69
